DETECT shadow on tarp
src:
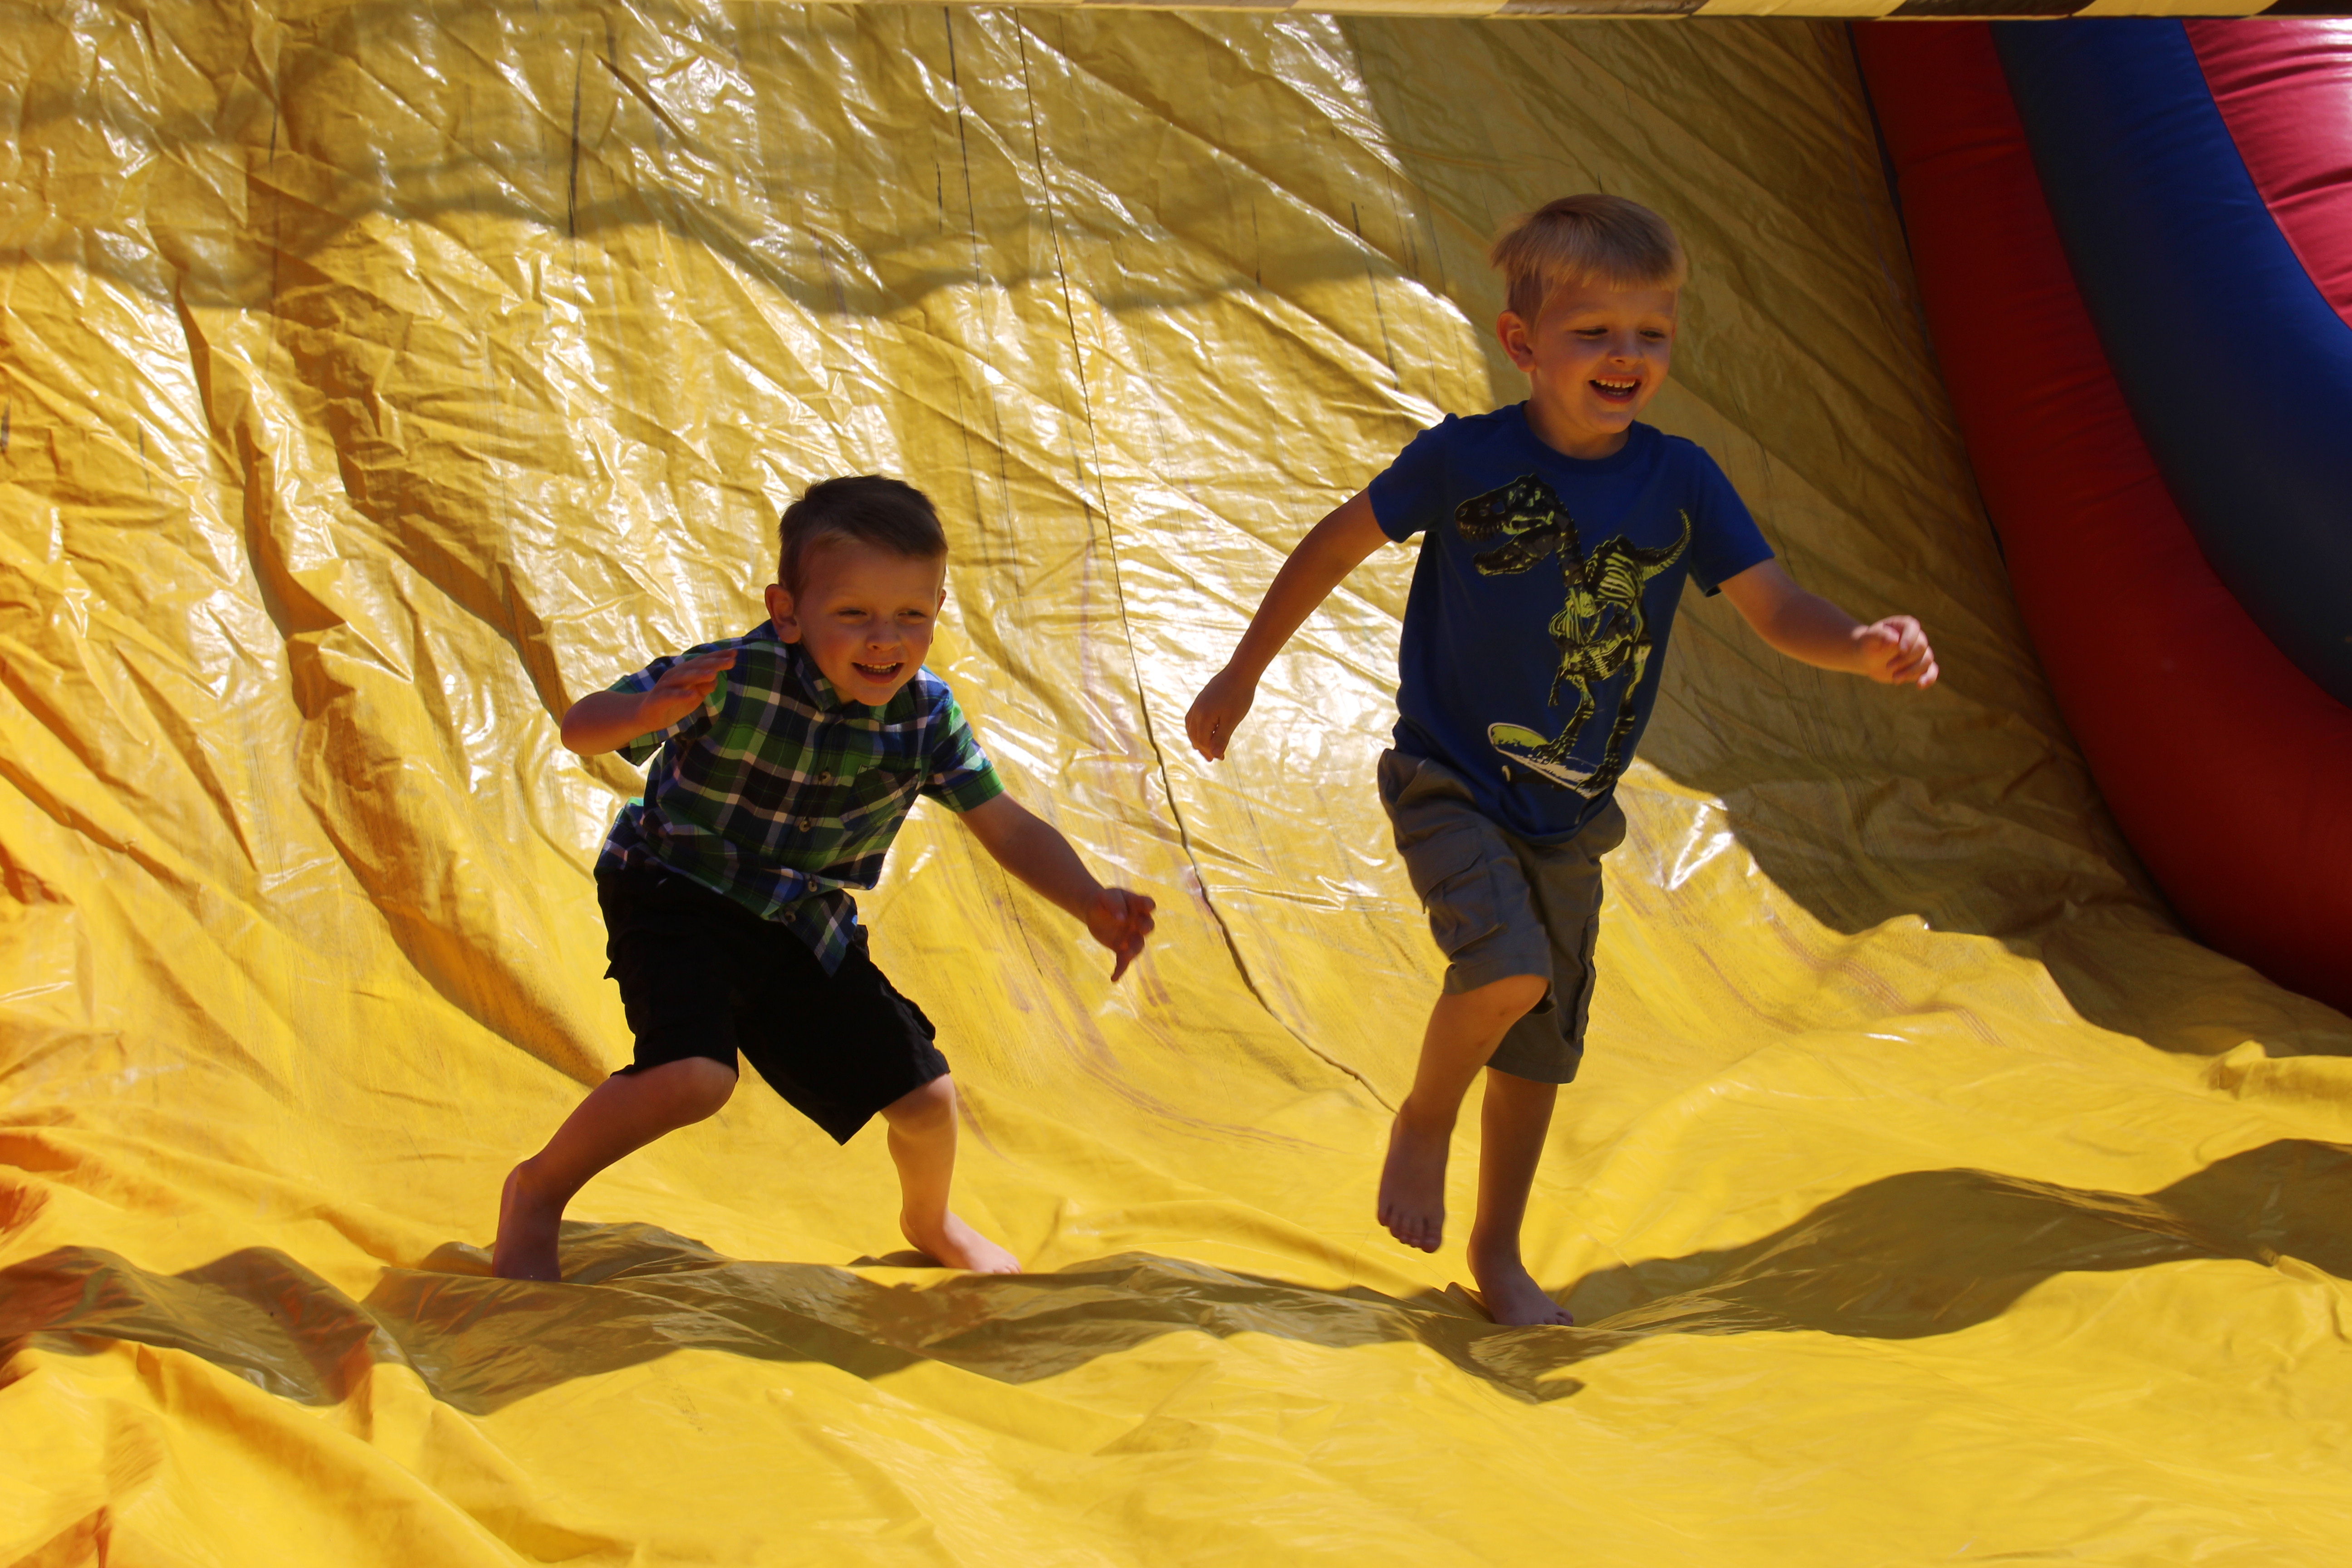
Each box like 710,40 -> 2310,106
6,1137 -> 2346,1416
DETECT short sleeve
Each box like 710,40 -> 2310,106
921,691 -> 1006,813
1683,447 -> 1775,596
1364,417 -> 1457,542
607,652 -> 722,767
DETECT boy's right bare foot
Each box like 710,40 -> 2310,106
1467,1248 -> 1575,1328
901,1209 -> 1021,1274
492,1163 -> 564,1281
1377,1113 -> 1450,1253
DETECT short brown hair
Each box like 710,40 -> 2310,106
1488,195 -> 1687,326
776,475 -> 948,596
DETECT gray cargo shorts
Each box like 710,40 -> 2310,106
1377,749 -> 1627,1084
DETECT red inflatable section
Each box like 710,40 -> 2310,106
1853,22 -> 2352,1014
2189,21 -> 2352,328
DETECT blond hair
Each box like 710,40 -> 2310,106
1488,195 -> 1687,325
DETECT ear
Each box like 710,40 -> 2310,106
764,582 -> 801,642
1495,311 -> 1537,373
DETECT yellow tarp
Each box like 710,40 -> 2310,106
4,6 -> 2349,1563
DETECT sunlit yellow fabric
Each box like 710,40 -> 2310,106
3,7 -> 2348,1563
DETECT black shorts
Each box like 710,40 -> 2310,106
596,861 -> 949,1143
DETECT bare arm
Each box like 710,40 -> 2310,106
1185,491 -> 1392,760
959,793 -> 1157,981
559,651 -> 737,755
1717,560 -> 1939,689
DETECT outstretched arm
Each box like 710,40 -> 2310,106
1718,560 -> 1938,689
959,794 -> 1157,981
1185,492 -> 1392,760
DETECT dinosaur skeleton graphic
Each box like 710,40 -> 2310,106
1453,473 -> 1690,797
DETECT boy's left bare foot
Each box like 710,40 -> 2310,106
901,1209 -> 1021,1274
1468,1248 -> 1574,1327
1378,1112 -> 1451,1253
492,1162 -> 565,1282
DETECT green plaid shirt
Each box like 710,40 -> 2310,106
598,622 -> 1004,973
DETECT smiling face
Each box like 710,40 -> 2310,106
763,539 -> 947,707
1498,277 -> 1678,461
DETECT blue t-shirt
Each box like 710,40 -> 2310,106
1367,406 -> 1773,843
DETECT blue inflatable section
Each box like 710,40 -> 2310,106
1994,20 -> 2352,709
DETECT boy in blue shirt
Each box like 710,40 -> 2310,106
495,476 -> 1157,1281
1186,196 -> 1939,1327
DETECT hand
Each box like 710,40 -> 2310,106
1086,887 -> 1157,982
637,650 -> 736,731
1852,617 -> 1938,689
1185,667 -> 1257,761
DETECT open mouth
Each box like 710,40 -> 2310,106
1591,377 -> 1640,404
852,661 -> 904,682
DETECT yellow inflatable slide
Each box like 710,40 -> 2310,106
3,6 -> 2348,1563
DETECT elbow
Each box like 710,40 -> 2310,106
557,708 -> 604,757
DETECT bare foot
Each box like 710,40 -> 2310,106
901,1209 -> 1020,1274
492,1163 -> 564,1281
1377,1113 -> 1450,1253
1468,1248 -> 1573,1327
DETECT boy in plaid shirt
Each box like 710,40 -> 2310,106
494,476 -> 1156,1281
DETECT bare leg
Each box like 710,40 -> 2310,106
882,1075 -> 1019,1274
493,1057 -> 739,1280
1467,1068 -> 1574,1327
1377,974 -> 1548,1253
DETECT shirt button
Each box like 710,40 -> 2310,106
798,818 -> 813,832
817,771 -> 832,784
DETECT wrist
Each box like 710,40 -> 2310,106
1218,653 -> 1271,691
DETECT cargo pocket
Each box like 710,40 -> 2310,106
1401,822 -> 1506,961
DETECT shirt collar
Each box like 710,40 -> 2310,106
759,626 -> 851,713
760,622 -> 921,718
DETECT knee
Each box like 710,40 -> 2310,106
1472,973 -> 1549,1021
882,1075 -> 956,1132
657,1056 -> 738,1120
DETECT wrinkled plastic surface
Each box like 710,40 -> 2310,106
4,7 -> 2352,1565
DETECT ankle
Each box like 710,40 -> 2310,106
1466,1229 -> 1525,1268
507,1156 -> 564,1209
1394,1098 -> 1458,1138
